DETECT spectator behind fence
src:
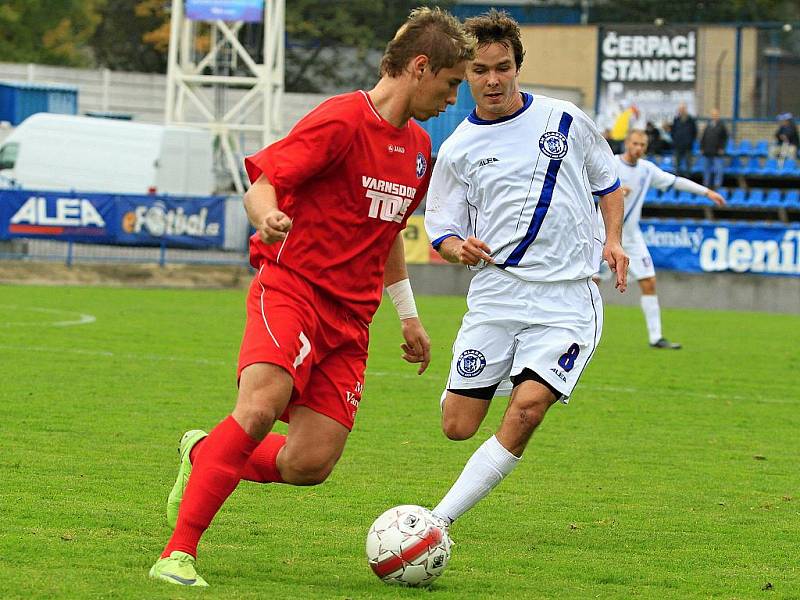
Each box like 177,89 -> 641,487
700,108 -> 728,189
645,121 -> 664,155
671,103 -> 697,176
771,112 -> 799,160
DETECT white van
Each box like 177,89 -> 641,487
0,113 -> 215,196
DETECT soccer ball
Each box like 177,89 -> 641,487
365,504 -> 452,587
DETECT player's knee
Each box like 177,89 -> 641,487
506,397 -> 550,432
232,402 -> 281,435
441,414 -> 480,441
282,453 -> 337,486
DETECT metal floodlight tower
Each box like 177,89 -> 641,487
164,0 -> 285,193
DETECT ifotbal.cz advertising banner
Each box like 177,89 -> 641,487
0,190 -> 226,248
642,220 -> 800,277
597,25 -> 697,131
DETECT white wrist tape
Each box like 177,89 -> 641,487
386,278 -> 418,320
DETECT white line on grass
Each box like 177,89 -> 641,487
0,305 -> 96,327
0,344 -> 228,366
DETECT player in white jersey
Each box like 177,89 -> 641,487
605,129 -> 725,349
423,10 -> 628,529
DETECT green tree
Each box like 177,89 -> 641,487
0,0 -> 103,66
284,0 -> 455,92
89,0 -> 170,72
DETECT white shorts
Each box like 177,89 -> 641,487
623,226 -> 656,280
446,268 -> 604,402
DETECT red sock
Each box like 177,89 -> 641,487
241,433 -> 286,483
189,438 -> 205,464
162,416 -> 259,558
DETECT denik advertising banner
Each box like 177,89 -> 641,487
641,220 -> 800,277
0,190 -> 225,248
185,0 -> 265,22
597,25 -> 697,132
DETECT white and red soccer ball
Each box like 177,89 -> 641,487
365,504 -> 452,587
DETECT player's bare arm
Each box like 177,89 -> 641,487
243,174 -> 292,244
438,235 -> 494,266
599,187 -> 629,292
385,234 -> 431,375
672,176 -> 726,208
707,189 -> 726,206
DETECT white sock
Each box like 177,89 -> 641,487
432,435 -> 520,525
640,295 -> 662,344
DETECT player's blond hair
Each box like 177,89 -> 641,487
464,9 -> 525,70
380,7 -> 476,77
626,129 -> 648,141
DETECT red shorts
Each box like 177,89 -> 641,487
237,262 -> 369,430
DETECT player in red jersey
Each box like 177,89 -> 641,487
149,7 -> 476,587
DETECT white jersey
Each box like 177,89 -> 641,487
425,93 -> 620,282
615,155 -> 676,238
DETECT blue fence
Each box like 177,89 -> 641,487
642,219 -> 800,277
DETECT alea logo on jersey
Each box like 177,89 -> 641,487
362,176 -> 416,223
387,144 -> 406,154
456,349 -> 486,378
539,131 -> 569,160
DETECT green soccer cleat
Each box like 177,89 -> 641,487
166,429 -> 207,529
149,551 -> 209,587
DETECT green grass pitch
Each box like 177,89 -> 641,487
0,283 -> 798,599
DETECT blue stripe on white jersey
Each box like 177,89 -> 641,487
501,111 -> 573,268
622,170 -> 651,224
424,94 -> 620,283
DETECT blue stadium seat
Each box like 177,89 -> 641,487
737,139 -> 753,157
659,155 -> 675,173
644,187 -> 660,204
724,139 -> 738,156
726,156 -> 743,175
742,157 -> 761,176
753,140 -> 769,157
764,189 -> 783,208
692,139 -> 700,156
659,187 -> 678,204
785,189 -> 800,208
692,155 -> 706,174
780,158 -> 800,177
758,158 -> 780,176
748,189 -> 765,205
676,190 -> 696,205
728,188 -> 748,206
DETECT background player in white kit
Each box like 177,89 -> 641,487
423,10 -> 629,529
602,129 -> 725,349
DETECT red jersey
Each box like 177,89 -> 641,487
244,91 -> 432,323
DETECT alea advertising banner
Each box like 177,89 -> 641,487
0,190 -> 226,249
596,25 -> 697,132
641,220 -> 800,277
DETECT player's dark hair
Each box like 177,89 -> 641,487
380,7 -> 476,77
463,9 -> 525,70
